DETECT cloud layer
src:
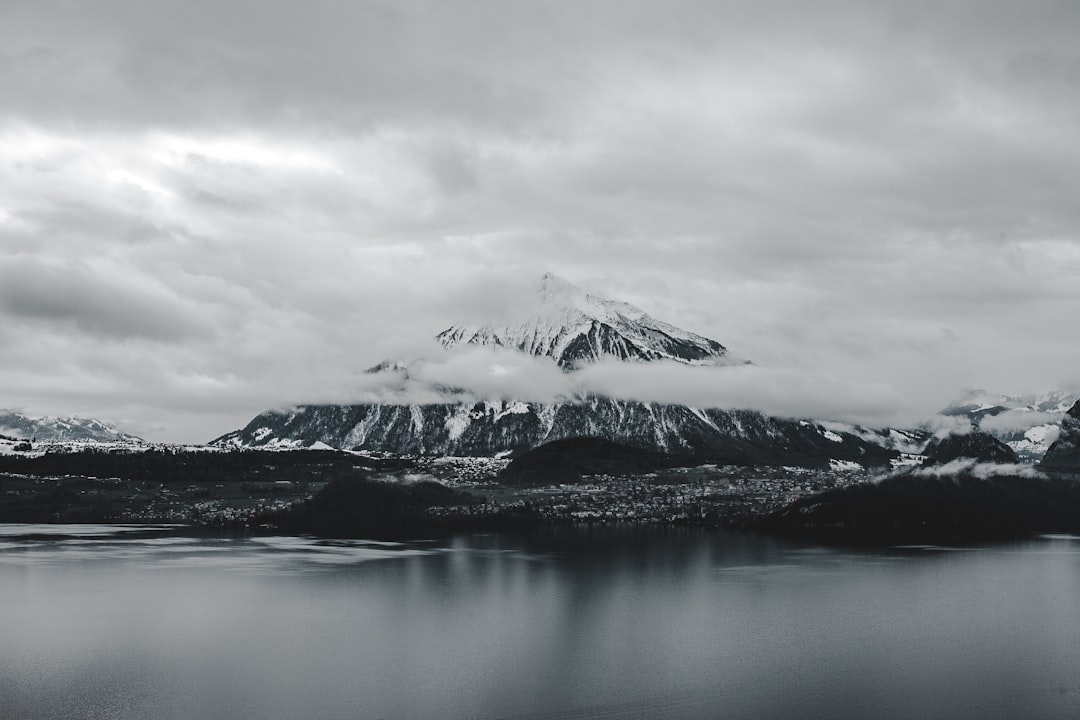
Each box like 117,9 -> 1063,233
2,1 -> 1079,441
334,345 -> 910,428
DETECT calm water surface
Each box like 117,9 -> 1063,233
2,524 -> 1079,720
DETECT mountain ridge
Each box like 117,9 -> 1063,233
0,410 -> 143,445
210,397 -> 900,469
935,387 -> 1080,462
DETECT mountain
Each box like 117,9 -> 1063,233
214,274 -> 900,468
936,388 -> 1080,462
211,398 -> 899,469
813,423 -> 930,463
1040,400 -> 1080,471
922,431 -> 1019,466
940,388 -> 1077,418
750,470 -> 1080,545
0,411 -> 142,445
263,475 -> 485,539
498,437 -> 716,486
435,273 -> 743,368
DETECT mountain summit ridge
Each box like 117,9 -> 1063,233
435,273 -> 742,369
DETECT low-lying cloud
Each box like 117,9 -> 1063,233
978,409 -> 1063,434
328,343 -> 911,426
924,415 -> 974,439
905,459 -> 1045,480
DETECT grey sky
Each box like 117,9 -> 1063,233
1,0 -> 1078,442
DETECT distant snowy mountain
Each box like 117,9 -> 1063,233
936,388 -> 1080,462
0,411 -> 143,445
940,388 -> 1077,419
436,273 -> 743,368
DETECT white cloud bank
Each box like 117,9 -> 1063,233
905,459 -> 1045,480
327,344 -> 911,428
978,410 -> 1063,434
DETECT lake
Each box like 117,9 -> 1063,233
2,524 -> 1079,719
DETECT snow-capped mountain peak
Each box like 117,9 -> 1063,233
436,273 -> 743,369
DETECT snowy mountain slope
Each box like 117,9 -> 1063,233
935,388 -> 1080,462
211,398 -> 898,469
435,273 -> 742,368
0,411 -> 143,445
0,434 -> 35,456
818,422 -> 931,467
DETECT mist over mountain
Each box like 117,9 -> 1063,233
214,275 -> 903,468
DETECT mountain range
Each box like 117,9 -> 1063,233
937,388 -> 1079,462
9,275 -> 1073,470
0,411 -> 142,446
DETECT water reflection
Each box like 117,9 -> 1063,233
2,525 -> 1079,719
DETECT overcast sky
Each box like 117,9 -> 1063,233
2,0 -> 1079,442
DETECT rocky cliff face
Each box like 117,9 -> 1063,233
211,397 -> 898,469
1040,401 -> 1080,471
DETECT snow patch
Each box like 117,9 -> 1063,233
890,454 -> 925,469
494,401 -> 531,422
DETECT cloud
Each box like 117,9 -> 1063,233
905,459 -> 1045,480
924,415 -> 974,439
0,254 -> 210,342
574,360 -> 909,425
319,345 -> 574,407
978,410 -> 1063,434
331,346 -> 910,427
